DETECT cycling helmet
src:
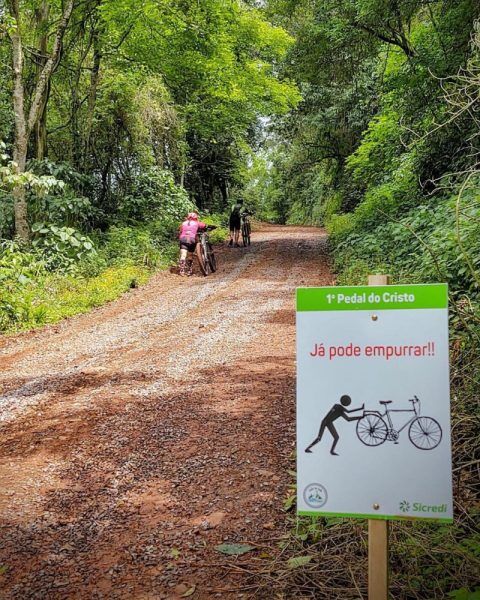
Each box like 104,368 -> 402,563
187,212 -> 199,221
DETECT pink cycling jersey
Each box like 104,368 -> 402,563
179,219 -> 206,243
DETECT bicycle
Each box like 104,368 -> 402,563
241,212 -> 251,247
196,225 -> 217,276
356,396 -> 442,450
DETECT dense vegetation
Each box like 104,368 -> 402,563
248,1 -> 479,597
0,0 -> 298,331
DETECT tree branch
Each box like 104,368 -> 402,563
354,22 -> 415,58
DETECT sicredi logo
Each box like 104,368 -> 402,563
399,500 -> 448,514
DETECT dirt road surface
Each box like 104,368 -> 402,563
0,224 -> 332,599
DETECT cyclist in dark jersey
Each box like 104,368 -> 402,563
305,395 -> 364,455
228,199 -> 244,247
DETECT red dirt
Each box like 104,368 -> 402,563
0,224 -> 332,599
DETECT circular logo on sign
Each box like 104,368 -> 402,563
303,483 -> 328,508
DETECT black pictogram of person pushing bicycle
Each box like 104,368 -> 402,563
305,395 -> 364,455
305,394 -> 442,456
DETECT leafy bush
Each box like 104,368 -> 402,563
31,223 -> 96,272
147,216 -> 180,244
330,190 -> 480,296
102,226 -> 161,267
119,167 -> 194,223
202,213 -> 229,244
0,241 -> 48,331
346,109 -> 403,189
0,189 -> 13,237
29,190 -> 94,228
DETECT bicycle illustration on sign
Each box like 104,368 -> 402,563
356,395 -> 442,450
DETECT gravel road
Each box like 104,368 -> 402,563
0,224 -> 332,599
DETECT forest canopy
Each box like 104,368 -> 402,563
0,0 -> 299,241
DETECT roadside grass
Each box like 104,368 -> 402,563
1,216 -> 229,335
0,264 -> 153,334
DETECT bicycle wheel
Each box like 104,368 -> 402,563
207,242 -> 217,272
242,223 -> 248,247
246,222 -> 251,245
356,414 -> 388,446
196,242 -> 210,276
408,417 -> 442,450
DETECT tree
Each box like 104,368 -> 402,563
6,0 -> 75,240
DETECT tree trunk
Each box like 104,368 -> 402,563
217,177 -> 228,207
9,0 -> 30,240
34,0 -> 50,160
27,0 -> 75,135
35,99 -> 49,160
12,135 -> 29,241
7,0 -> 75,240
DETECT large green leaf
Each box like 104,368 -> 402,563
287,555 -> 313,569
215,543 -> 255,555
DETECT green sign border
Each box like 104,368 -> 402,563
298,510 -> 453,523
297,283 -> 448,312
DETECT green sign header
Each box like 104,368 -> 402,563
297,284 -> 448,312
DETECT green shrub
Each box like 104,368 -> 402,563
202,214 -> 229,244
0,190 -> 13,237
31,223 -> 96,272
330,189 -> 480,297
0,240 -> 48,331
346,109 -> 403,189
102,226 -> 162,267
30,191 -> 94,228
119,167 -> 194,223
326,212 -> 355,240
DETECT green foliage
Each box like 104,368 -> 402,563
27,159 -> 95,228
346,109 -> 403,188
119,167 -> 194,223
2,0 -> 299,238
102,226 -> 163,268
0,229 -> 163,333
448,587 -> 480,600
202,213 -> 229,244
331,190 -> 480,296
0,264 -> 151,334
31,223 -> 96,272
0,240 -> 47,331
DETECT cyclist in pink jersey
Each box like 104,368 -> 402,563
178,212 -> 206,276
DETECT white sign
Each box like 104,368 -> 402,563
296,284 -> 452,521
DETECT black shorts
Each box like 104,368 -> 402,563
179,238 -> 196,252
229,215 -> 241,232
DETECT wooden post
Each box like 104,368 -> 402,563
368,519 -> 389,600
368,273 -> 390,600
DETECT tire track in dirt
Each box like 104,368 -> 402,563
0,224 -> 332,599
